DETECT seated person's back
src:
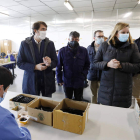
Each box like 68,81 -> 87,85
0,66 -> 31,140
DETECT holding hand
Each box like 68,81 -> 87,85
107,59 -> 121,69
43,56 -> 51,66
35,63 -> 47,71
58,83 -> 64,86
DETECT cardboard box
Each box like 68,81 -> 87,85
0,59 -> 4,64
27,98 -> 59,126
10,106 -> 25,119
3,58 -> 8,63
9,94 -> 38,111
134,98 -> 140,128
53,98 -> 90,135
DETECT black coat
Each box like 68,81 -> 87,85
135,37 -> 140,52
87,41 -> 101,81
93,41 -> 140,108
17,36 -> 58,97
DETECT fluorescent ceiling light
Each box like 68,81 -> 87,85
123,12 -> 132,18
76,18 -> 92,23
76,18 -> 84,22
138,0 -> 140,4
0,12 -> 9,17
64,1 -> 73,10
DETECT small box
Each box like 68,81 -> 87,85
53,98 -> 90,135
27,98 -> 59,126
134,98 -> 140,128
4,58 -> 8,63
18,111 -> 30,125
10,106 -> 25,119
9,94 -> 38,111
0,59 -> 4,64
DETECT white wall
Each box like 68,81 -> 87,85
0,25 -> 30,53
0,26 -> 140,53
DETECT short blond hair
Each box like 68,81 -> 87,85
108,22 -> 134,45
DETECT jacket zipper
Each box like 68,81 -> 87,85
111,49 -> 117,106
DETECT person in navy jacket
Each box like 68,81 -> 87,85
87,30 -> 104,103
0,66 -> 31,140
17,21 -> 57,97
4,50 -> 16,70
56,31 -> 90,101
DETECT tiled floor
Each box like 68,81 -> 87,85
9,68 -> 92,102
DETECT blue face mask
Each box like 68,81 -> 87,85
0,92 -> 6,103
96,38 -> 104,45
118,34 -> 129,42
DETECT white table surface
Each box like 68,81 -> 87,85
0,61 -> 15,66
1,91 -> 140,140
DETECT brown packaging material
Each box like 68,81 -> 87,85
53,98 -> 90,135
9,94 -> 38,111
10,106 -> 25,119
28,98 -> 59,126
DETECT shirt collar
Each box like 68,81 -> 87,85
34,38 -> 42,44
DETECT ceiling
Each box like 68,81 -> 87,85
0,0 -> 140,31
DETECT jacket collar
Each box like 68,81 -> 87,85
91,41 -> 95,47
25,36 -> 50,65
25,36 -> 49,44
107,37 -> 130,49
66,44 -> 82,58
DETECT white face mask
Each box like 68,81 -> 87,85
118,33 -> 129,42
96,37 -> 104,45
7,53 -> 10,56
0,92 -> 6,103
38,31 -> 46,40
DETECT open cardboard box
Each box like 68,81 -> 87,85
134,98 -> 140,129
27,98 -> 59,126
53,98 -> 90,135
9,94 -> 38,111
10,106 -> 25,119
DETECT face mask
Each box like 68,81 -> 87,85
38,31 -> 46,40
0,92 -> 6,103
96,37 -> 104,45
7,53 -> 10,56
69,41 -> 79,49
118,34 -> 129,42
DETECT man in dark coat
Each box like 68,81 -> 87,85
135,37 -> 140,52
132,37 -> 140,99
87,30 -> 104,104
17,21 -> 57,97
56,31 -> 90,101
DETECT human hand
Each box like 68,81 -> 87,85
35,63 -> 47,71
43,56 -> 51,66
107,59 -> 120,69
58,83 -> 64,86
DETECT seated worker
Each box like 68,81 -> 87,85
4,50 -> 16,70
0,67 -> 31,140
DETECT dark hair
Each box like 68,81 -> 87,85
94,30 -> 103,37
56,50 -> 59,52
0,67 -> 13,90
32,21 -> 47,35
69,31 -> 80,38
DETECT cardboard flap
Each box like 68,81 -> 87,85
40,99 -> 59,109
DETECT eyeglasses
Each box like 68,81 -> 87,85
96,36 -> 104,38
